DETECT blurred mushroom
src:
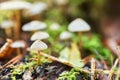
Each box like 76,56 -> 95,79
50,23 -> 60,30
1,40 -> 27,68
55,0 -> 68,6
11,40 -> 26,55
22,20 -> 47,31
0,20 -> 14,37
68,18 -> 91,48
59,31 -> 72,41
0,1 -> 31,39
30,40 -> 48,65
30,31 -> 49,41
24,2 -> 47,20
104,39 -> 118,56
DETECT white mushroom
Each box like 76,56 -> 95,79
22,20 -> 47,31
59,31 -> 72,40
55,0 -> 68,6
0,1 -> 31,39
68,18 -> 91,48
68,18 -> 91,32
25,2 -> 47,16
11,40 -> 26,48
50,23 -> 60,30
11,40 -> 26,55
0,20 -> 14,37
0,20 -> 14,28
30,40 -> 48,65
0,1 -> 31,10
30,31 -> 49,41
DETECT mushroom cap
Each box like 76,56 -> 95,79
22,20 -> 47,31
11,40 -> 26,48
59,31 -> 72,40
0,1 -> 31,10
27,2 -> 47,15
0,20 -> 14,29
55,0 -> 68,5
30,40 -> 48,51
50,23 -> 60,30
30,31 -> 49,41
68,18 -> 91,32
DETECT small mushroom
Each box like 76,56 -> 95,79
22,20 -> 47,31
0,1 -> 31,39
59,31 -> 72,41
1,40 -> 27,68
30,31 -> 49,41
0,20 -> 14,37
68,18 -> 91,48
25,2 -> 47,16
30,40 -> 48,65
0,1 -> 31,10
55,0 -> 68,6
50,23 -> 60,30
11,40 -> 26,55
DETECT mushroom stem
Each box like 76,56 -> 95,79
5,28 -> 12,37
32,14 -> 41,20
14,10 -> 21,39
16,48 -> 21,55
78,32 -> 82,49
38,50 -> 41,65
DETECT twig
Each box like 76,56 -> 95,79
39,53 -> 118,75
107,58 -> 119,80
116,46 -> 120,67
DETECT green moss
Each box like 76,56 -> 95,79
58,68 -> 90,80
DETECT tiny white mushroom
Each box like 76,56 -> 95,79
11,40 -> 26,48
50,23 -> 60,30
0,1 -> 31,10
22,20 -> 47,31
55,0 -> 68,6
68,18 -> 91,48
30,40 -> 48,65
26,2 -> 47,16
0,20 -> 14,37
1,20 -> 14,28
30,31 -> 49,41
59,31 -> 72,40
11,40 -> 26,55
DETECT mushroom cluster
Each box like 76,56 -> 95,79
0,0 -> 118,79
